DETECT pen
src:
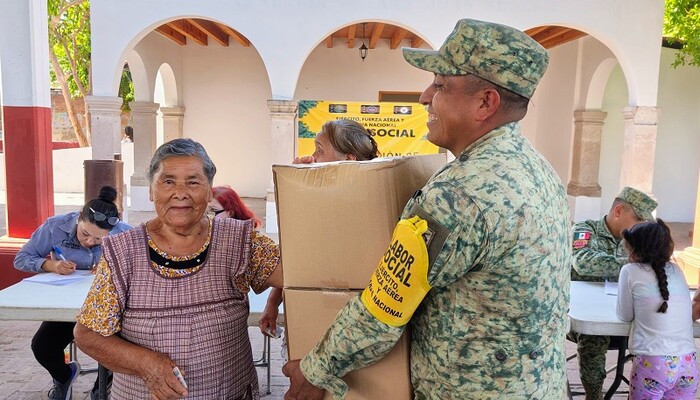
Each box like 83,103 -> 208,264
52,246 -> 67,261
173,366 -> 188,388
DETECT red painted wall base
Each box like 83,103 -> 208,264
0,238 -> 30,290
2,105 -> 55,239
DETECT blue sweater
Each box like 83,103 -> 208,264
14,212 -> 131,273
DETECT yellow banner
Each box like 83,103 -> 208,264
297,100 -> 439,157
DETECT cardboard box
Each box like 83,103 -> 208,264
284,288 -> 412,400
274,154 -> 446,289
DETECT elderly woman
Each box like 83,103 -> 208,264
74,139 -> 282,400
294,119 -> 379,164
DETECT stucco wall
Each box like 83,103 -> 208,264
597,49 -> 700,222
180,39 -> 273,196
294,41 -> 433,102
528,40 -> 579,184
90,0 -> 664,105
653,48 -> 700,222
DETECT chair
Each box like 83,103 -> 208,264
253,334 -> 272,394
566,335 -> 633,400
68,340 -> 98,374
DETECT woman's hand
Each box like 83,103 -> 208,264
140,352 -> 188,400
43,259 -> 77,275
259,303 -> 279,336
293,156 -> 315,164
259,287 -> 283,336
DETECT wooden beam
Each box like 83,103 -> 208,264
155,25 -> 186,45
326,36 -> 333,48
218,23 -> 251,47
390,28 -> 408,49
539,29 -> 587,49
531,26 -> 565,44
368,23 -> 385,49
411,37 -> 424,48
168,20 -> 208,46
188,18 -> 228,46
525,26 -> 549,37
347,25 -> 356,49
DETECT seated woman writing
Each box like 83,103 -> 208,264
74,138 -> 282,400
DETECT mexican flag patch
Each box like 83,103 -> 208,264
573,231 -> 591,249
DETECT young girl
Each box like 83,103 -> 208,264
617,218 -> 698,399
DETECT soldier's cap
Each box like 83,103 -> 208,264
402,18 -> 549,99
616,186 -> 658,221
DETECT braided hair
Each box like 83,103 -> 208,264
622,218 -> 675,313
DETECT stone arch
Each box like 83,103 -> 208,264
294,20 -> 434,101
124,49 -> 150,102
154,63 -> 178,107
585,57 -> 620,109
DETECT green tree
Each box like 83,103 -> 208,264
119,64 -> 134,112
664,0 -> 700,67
48,0 -> 91,146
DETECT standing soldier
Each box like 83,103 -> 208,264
569,186 -> 658,399
284,18 -> 572,399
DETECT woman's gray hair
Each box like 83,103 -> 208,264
147,138 -> 217,183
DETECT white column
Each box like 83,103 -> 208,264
619,106 -> 660,192
677,173 -> 700,286
85,95 -> 122,160
266,100 -> 297,233
160,106 -> 185,143
129,101 -> 159,211
568,110 -> 607,221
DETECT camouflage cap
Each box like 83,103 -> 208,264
402,19 -> 549,99
617,186 -> 658,221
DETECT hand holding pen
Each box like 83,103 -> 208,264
49,246 -> 77,275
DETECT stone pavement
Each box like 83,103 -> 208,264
0,193 -> 696,399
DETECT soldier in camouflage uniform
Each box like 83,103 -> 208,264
568,186 -> 657,399
283,18 -> 572,399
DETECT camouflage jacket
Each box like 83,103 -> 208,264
571,217 -> 628,282
300,123 -> 571,399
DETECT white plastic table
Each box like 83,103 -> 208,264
0,276 -> 282,397
0,275 -> 94,321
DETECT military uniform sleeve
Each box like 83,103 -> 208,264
571,223 -> 624,278
412,181 -> 489,287
300,296 -> 404,399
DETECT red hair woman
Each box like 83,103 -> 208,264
208,186 -> 261,229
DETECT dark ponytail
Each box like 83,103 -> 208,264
80,186 -> 120,230
622,218 -> 674,313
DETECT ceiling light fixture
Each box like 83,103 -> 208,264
359,23 -> 368,61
